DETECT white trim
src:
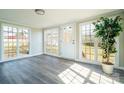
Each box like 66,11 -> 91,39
0,53 -> 43,63
1,52 -> 123,71
43,53 -> 124,71
116,66 -> 124,70
58,27 -> 61,56
0,19 -> 35,29
42,19 -> 122,69
115,37 -> 120,67
79,20 -> 96,26
43,27 -> 60,56
1,23 -> 30,30
43,53 -> 60,58
59,23 -> 76,59
78,21 -> 119,67
1,23 -> 31,61
75,58 -> 101,65
1,25 -> 4,60
0,25 -> 1,60
44,52 -> 59,57
26,29 -> 31,55
73,23 -> 77,60
79,22 -> 97,63
44,53 -> 76,61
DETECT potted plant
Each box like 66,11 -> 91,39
93,16 -> 123,74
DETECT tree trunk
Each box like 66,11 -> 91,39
107,30 -> 110,63
107,54 -> 110,63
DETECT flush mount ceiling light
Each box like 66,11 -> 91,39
35,9 -> 45,15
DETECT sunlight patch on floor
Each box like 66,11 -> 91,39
58,69 -> 85,84
58,63 -> 121,84
70,63 -> 90,78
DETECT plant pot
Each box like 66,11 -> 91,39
101,62 -> 114,74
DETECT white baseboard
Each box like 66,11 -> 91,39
115,66 -> 124,70
76,59 -> 124,70
0,53 -> 43,63
44,53 -> 124,71
44,53 -> 75,61
75,59 -> 101,65
1,53 -> 124,71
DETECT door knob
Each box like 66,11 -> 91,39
72,40 -> 75,44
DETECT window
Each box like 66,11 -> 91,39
80,23 -> 116,63
44,28 -> 59,55
80,24 -> 95,61
2,24 -> 30,60
97,39 -> 103,62
97,39 -> 115,63
3,26 -> 17,58
18,28 -> 29,55
63,26 -> 72,44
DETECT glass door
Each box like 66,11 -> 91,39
3,26 -> 17,59
60,24 -> 75,59
2,24 -> 30,60
97,39 -> 116,64
79,23 -> 116,64
44,28 -> 59,55
18,28 -> 29,56
79,23 -> 95,62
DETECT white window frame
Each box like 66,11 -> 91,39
79,21 -> 98,64
44,27 -> 60,57
1,23 -> 31,61
59,23 -> 76,60
79,21 -> 119,67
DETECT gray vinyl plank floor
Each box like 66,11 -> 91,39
0,54 -> 124,84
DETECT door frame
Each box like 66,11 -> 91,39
59,23 -> 76,60
1,23 -> 31,61
78,21 -> 119,67
43,27 -> 60,56
79,22 -> 99,64
43,23 -> 76,60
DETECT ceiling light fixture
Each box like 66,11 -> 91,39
35,9 -> 45,15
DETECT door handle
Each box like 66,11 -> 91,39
72,40 -> 75,44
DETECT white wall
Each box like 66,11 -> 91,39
0,10 -> 123,68
43,11 -> 124,69
30,28 -> 43,55
0,23 -> 2,61
0,21 -> 43,62
119,13 -> 124,67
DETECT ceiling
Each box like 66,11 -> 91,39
0,9 -> 120,28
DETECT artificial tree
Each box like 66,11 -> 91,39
93,16 -> 123,65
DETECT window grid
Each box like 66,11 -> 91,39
63,26 -> 72,44
45,29 -> 59,55
97,40 -> 115,63
3,25 -> 30,59
81,24 -> 95,61
80,23 -> 116,63
19,29 -> 29,55
3,26 -> 17,58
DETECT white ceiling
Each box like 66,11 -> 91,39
0,9 -> 119,28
